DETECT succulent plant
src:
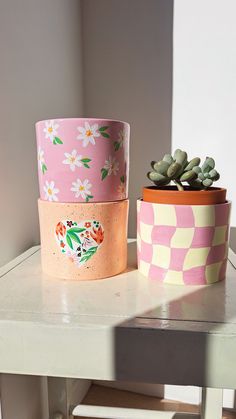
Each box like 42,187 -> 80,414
147,149 -> 220,191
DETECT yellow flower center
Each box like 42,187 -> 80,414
86,129 -> 93,137
79,185 -> 85,191
48,127 -> 53,133
48,188 -> 52,195
70,156 -> 75,163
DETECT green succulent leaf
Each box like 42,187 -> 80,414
184,157 -> 201,171
153,160 -> 170,175
148,171 -> 168,182
209,169 -> 220,181
202,157 -> 215,173
202,178 -> 213,188
163,154 -> 173,165
192,166 -> 201,174
167,162 -> 182,178
147,150 -> 219,191
180,170 -> 197,182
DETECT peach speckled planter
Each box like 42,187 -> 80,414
36,118 -> 130,203
38,199 -> 129,280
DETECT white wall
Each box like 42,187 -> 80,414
82,0 -> 173,237
0,0 -> 84,267
172,0 -> 236,404
172,0 -> 236,250
0,1 -> 84,418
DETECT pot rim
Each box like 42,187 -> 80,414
38,198 -> 129,206
142,185 -> 227,205
138,197 -> 231,207
143,186 -> 226,193
35,117 -> 130,128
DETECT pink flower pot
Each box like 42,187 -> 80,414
137,199 -> 231,285
36,118 -> 130,203
38,199 -> 129,280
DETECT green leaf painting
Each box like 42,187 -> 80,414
85,194 -> 93,202
101,132 -> 110,138
68,231 -> 81,244
80,247 -> 98,263
68,227 -> 86,234
53,136 -> 63,145
55,220 -> 104,268
99,126 -> 109,132
81,158 -> 92,168
66,233 -> 73,250
99,126 -> 110,138
42,163 -> 47,174
101,168 -> 108,180
114,141 -> 120,151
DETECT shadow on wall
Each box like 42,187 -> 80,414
230,227 -> 236,253
82,0 -> 173,237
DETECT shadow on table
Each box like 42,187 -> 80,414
113,240 -> 236,401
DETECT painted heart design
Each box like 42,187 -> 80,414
55,220 -> 104,267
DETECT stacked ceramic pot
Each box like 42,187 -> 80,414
36,118 -> 130,280
137,187 -> 231,285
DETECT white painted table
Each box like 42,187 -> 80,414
0,241 -> 235,419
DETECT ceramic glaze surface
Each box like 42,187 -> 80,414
137,199 -> 231,285
36,118 -> 130,202
38,199 -> 129,280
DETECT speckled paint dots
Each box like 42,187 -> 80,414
38,199 -> 129,280
36,118 -> 130,280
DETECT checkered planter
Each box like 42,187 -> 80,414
137,199 -> 231,285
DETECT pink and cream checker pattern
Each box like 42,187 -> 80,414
137,199 -> 231,285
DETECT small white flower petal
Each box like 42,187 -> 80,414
85,121 -> 90,131
90,136 -> 96,145
91,123 -> 98,131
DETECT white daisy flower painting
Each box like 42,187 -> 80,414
77,122 -> 100,147
63,150 -> 92,171
71,178 -> 93,202
77,121 -> 110,147
114,129 -> 125,151
101,156 -> 119,180
44,181 -> 59,201
38,146 -> 47,174
43,120 -> 63,145
117,175 -> 126,199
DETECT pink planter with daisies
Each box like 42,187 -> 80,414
36,118 -> 130,203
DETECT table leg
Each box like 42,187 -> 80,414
47,377 -> 91,419
201,388 -> 223,419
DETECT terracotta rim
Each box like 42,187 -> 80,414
142,186 -> 227,205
